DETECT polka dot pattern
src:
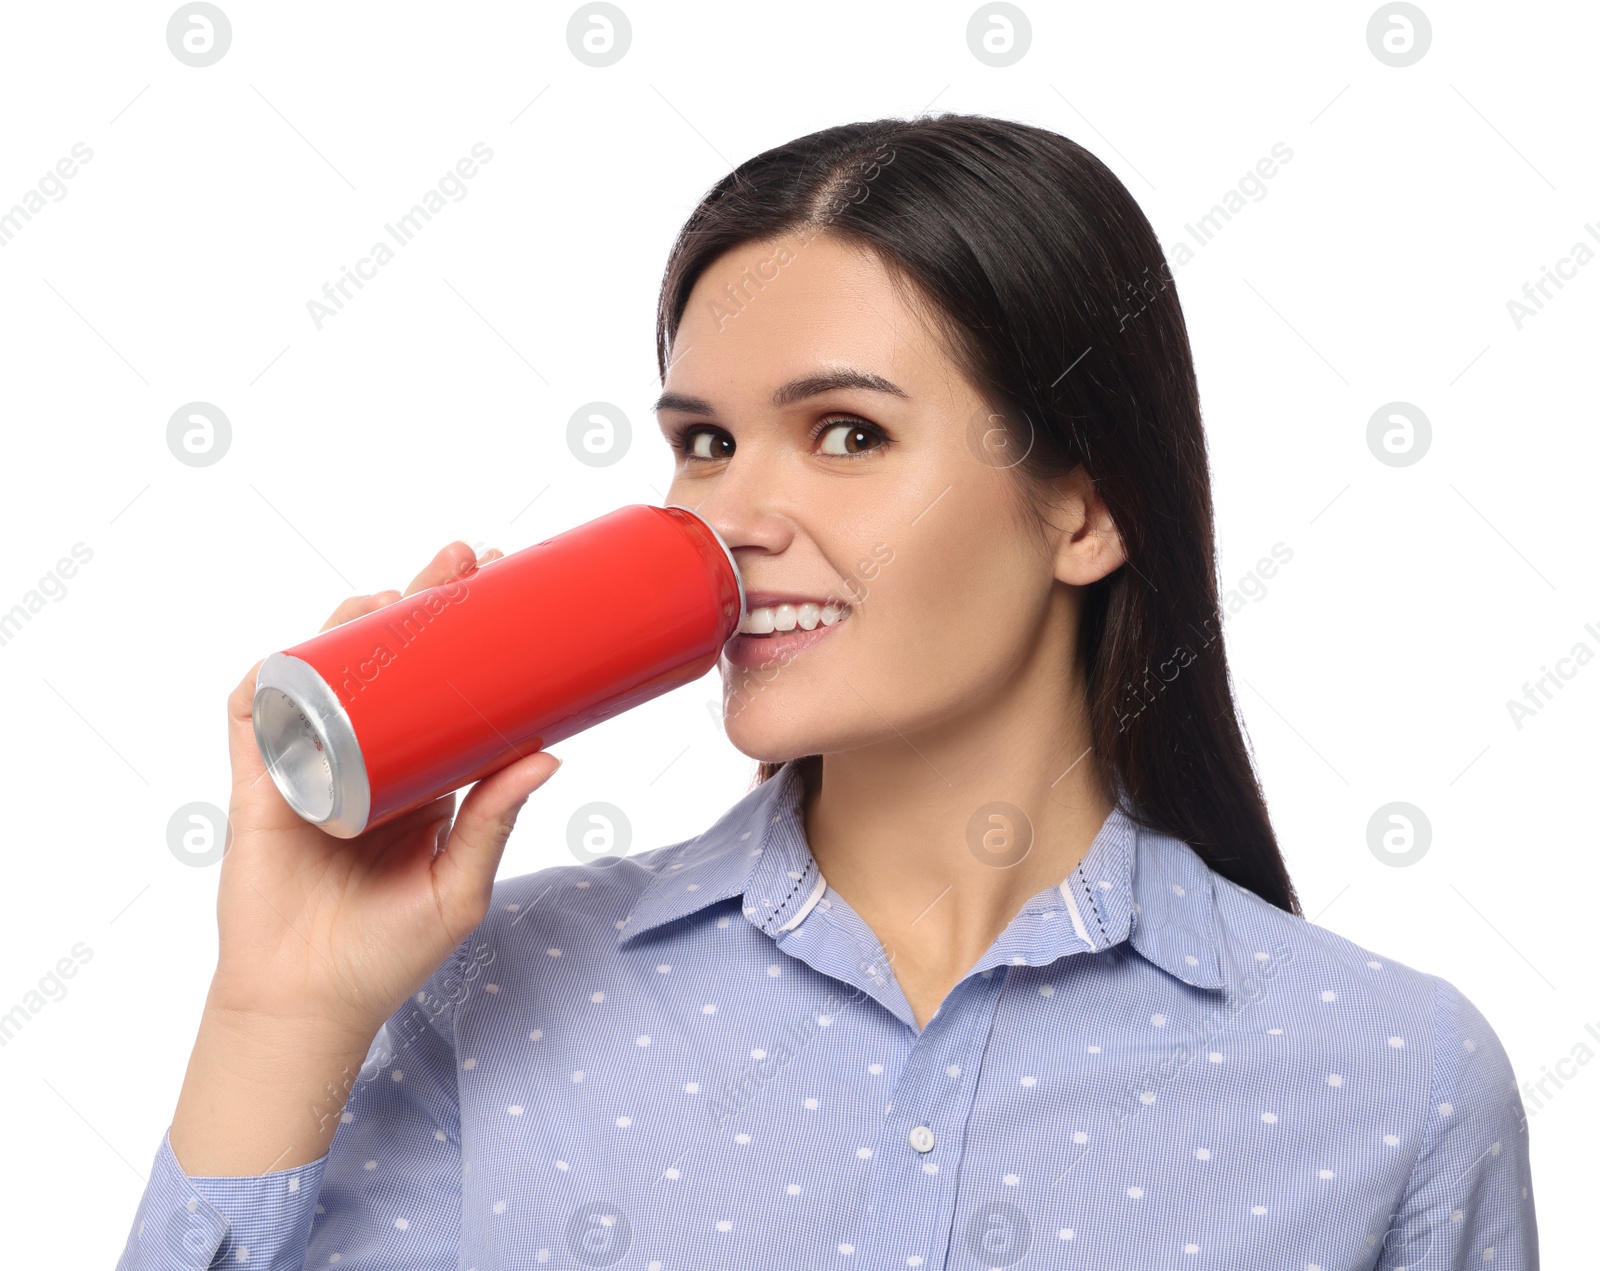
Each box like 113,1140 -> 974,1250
129,761 -> 1536,1270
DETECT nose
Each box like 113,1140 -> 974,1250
670,455 -> 798,559
679,494 -> 795,561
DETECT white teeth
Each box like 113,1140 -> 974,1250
739,601 -> 848,636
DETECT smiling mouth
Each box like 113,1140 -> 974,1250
736,600 -> 852,637
723,605 -> 851,671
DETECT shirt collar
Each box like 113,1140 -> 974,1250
616,759 -> 1228,991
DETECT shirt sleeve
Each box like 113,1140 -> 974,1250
1384,973 -> 1540,1269
115,937 -> 474,1270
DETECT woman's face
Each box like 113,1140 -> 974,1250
658,230 -> 1085,767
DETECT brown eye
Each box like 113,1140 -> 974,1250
677,427 -> 733,460
816,419 -> 888,458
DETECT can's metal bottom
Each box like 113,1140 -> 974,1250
253,652 -> 372,837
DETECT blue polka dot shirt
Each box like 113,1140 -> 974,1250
117,758 -> 1538,1269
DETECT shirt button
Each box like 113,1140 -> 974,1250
908,1125 -> 935,1153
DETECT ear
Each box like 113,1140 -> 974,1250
1047,465 -> 1126,587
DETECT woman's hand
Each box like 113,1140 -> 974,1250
207,540 -> 558,1041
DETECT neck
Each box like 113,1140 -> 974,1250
800,675 -> 1114,990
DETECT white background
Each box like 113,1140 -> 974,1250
0,0 -> 1592,1262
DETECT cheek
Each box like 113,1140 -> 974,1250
857,528 -> 1032,657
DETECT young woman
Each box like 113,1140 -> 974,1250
118,113 -> 1538,1269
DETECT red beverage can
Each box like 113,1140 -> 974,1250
251,503 -> 743,837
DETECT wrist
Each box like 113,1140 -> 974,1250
201,985 -> 384,1060
204,968 -> 387,1042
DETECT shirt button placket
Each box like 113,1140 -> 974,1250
858,972 -> 1008,1269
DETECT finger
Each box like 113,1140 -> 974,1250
320,594 -> 368,633
477,547 -> 504,565
226,661 -> 312,831
226,660 -> 269,792
403,541 -> 477,600
319,589 -> 405,634
428,751 -> 562,940
229,659 -> 332,830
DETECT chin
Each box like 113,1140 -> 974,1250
720,700 -> 820,765
722,719 -> 801,765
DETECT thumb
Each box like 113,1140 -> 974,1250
429,751 -> 562,939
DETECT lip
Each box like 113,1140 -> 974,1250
724,606 -> 851,670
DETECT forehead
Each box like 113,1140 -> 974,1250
669,232 -> 953,397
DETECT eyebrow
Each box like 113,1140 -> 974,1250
651,368 -> 910,416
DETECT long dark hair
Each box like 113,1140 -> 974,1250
654,112 -> 1302,917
